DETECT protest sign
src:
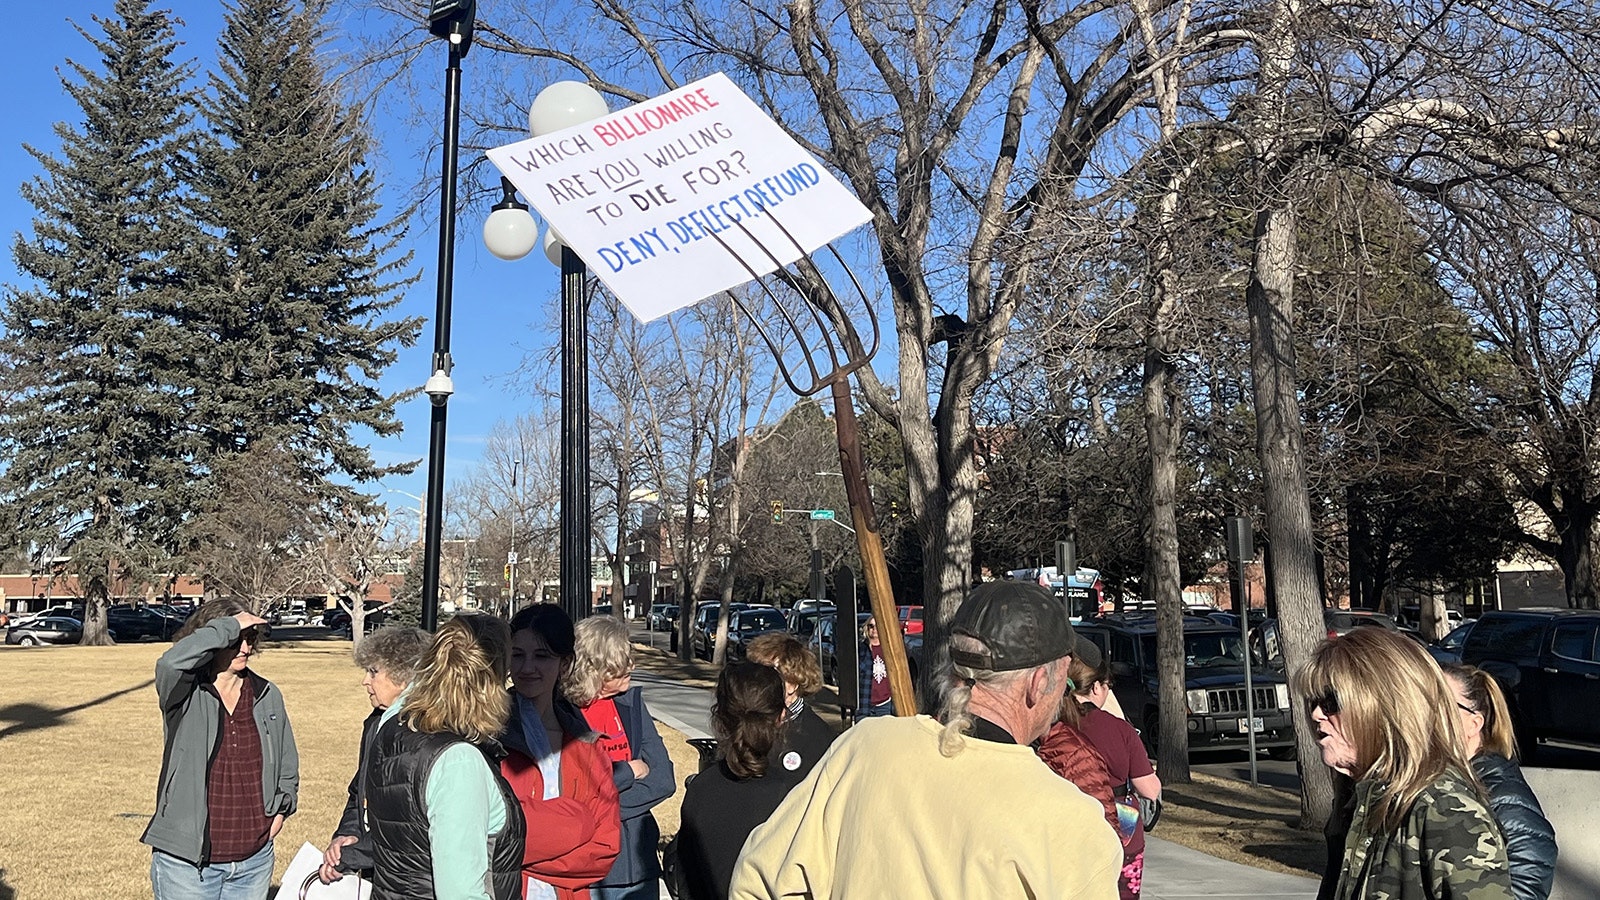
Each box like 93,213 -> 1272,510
486,73 -> 873,322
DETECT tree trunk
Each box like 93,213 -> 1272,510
1555,495 -> 1600,609
1248,202 -> 1335,831
914,405 -> 979,703
1347,484 -> 1372,609
1146,348 -> 1191,783
81,575 -> 113,646
1421,585 -> 1448,641
611,463 -> 629,615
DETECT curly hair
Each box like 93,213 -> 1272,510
354,626 -> 432,686
564,615 -> 634,707
712,662 -> 786,779
401,613 -> 512,743
744,632 -> 822,697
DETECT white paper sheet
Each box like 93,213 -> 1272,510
275,841 -> 369,900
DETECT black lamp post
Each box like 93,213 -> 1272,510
419,0 -> 476,632
483,82 -> 610,625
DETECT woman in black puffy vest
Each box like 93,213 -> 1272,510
1445,664 -> 1558,900
365,613 -> 527,900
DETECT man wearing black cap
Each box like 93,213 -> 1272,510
730,581 -> 1122,899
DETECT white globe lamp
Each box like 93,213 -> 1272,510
527,80 -> 610,137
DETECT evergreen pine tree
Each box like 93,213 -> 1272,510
184,0 -> 420,511
0,0 -> 200,644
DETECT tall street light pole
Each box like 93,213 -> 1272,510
419,0 -> 477,632
482,81 -> 609,626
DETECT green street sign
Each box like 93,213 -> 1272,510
810,509 -> 836,521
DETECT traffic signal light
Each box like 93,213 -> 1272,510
771,500 -> 783,523
504,564 -> 511,582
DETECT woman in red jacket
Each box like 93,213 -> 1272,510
500,604 -> 623,900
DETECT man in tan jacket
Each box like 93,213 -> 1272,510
730,581 -> 1122,899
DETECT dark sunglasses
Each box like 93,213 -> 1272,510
1305,688 -> 1339,718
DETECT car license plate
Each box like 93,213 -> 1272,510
1238,717 -> 1264,733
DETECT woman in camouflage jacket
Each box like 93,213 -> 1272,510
1298,628 -> 1513,900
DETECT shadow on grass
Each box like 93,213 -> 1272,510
0,678 -> 155,740
0,867 -> 15,900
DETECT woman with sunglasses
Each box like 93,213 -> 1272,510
1442,665 -> 1557,900
855,616 -> 893,721
1296,628 -> 1512,900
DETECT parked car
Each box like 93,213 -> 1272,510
271,604 -> 310,626
648,604 -> 679,631
898,605 -> 924,635
808,612 -> 871,685
5,616 -> 84,646
691,602 -> 756,660
1076,614 -> 1295,757
144,603 -> 194,623
722,607 -> 792,661
1201,609 -> 1267,630
107,605 -> 181,642
10,605 -> 84,629
1461,608 -> 1600,755
786,605 -> 834,643
1324,608 -> 1401,639
1397,604 -> 1466,631
327,608 -> 387,638
1425,621 -> 1475,665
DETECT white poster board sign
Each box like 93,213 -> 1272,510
487,73 -> 872,323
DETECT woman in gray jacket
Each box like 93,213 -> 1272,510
142,599 -> 299,900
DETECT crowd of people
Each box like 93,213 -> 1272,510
141,587 -> 1558,900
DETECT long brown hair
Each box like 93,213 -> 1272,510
1294,628 -> 1478,833
401,614 -> 512,743
712,662 -> 785,779
1443,663 -> 1518,760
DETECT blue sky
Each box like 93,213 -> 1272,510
0,1 -> 561,521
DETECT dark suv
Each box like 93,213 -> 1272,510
1460,608 -> 1600,752
1075,615 -> 1294,756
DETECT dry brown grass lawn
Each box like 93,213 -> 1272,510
0,639 -> 703,900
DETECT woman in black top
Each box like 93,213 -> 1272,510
744,632 -> 837,781
676,662 -> 792,900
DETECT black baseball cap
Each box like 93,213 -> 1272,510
949,581 -> 1077,672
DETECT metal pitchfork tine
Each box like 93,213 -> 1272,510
701,209 -> 916,717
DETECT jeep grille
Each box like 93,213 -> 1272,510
1207,687 -> 1280,714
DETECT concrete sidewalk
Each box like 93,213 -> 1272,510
634,670 -> 714,739
1143,836 -> 1318,898
634,661 -> 1321,898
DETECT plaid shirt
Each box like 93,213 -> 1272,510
205,682 -> 272,862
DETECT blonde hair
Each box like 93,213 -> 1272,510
565,615 -> 634,707
1444,663 -> 1519,760
1293,628 -> 1478,833
745,632 -> 823,697
401,614 -> 512,744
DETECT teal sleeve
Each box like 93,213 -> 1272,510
424,742 -> 509,900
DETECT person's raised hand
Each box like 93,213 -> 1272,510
234,611 -> 269,630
